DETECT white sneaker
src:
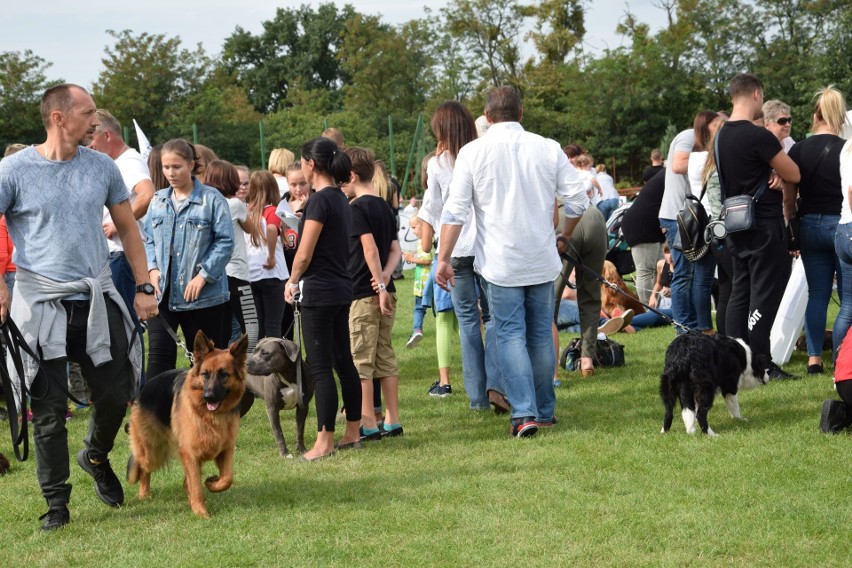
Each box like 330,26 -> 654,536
598,316 -> 624,336
406,330 -> 423,349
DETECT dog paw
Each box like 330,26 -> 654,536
281,453 -> 294,459
707,428 -> 719,437
192,507 -> 210,519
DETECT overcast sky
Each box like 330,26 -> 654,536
3,1 -> 664,87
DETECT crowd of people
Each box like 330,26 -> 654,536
0,76 -> 850,531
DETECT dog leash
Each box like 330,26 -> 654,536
0,317 -> 33,461
157,314 -> 194,364
291,290 -> 306,410
556,237 -> 696,335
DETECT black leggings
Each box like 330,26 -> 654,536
711,240 -> 734,335
250,278 -> 285,340
146,297 -> 231,380
300,303 -> 361,432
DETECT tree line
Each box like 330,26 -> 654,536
2,0 -> 850,190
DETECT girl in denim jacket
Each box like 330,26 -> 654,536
143,139 -> 234,379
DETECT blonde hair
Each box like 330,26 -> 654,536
373,160 -> 390,201
267,148 -> 295,176
702,116 -> 729,186
575,154 -> 593,169
812,85 -> 848,135
595,163 -> 607,174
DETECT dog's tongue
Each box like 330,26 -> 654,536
206,401 -> 221,412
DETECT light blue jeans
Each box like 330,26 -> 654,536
799,214 -> 841,357
660,218 -> 697,332
450,257 -> 505,409
484,279 -> 556,422
832,222 -> 852,360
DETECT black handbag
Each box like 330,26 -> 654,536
715,125 -> 767,234
674,189 -> 710,261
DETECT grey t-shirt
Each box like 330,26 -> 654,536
658,128 -> 695,219
0,146 -> 130,281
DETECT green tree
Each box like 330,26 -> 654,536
441,0 -> 526,88
521,0 -> 586,64
0,50 -> 62,147
92,30 -> 210,143
221,3 -> 355,114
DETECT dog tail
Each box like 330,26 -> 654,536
127,403 -> 174,482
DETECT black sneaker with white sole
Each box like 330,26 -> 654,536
767,362 -> 798,381
77,449 -> 124,507
510,417 -> 539,438
428,381 -> 452,397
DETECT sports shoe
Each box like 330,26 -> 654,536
510,417 -> 538,438
536,416 -> 559,428
819,399 -> 851,433
598,316 -> 624,336
39,505 -> 70,531
428,382 -> 452,397
406,330 -> 423,349
77,449 -> 124,507
767,362 -> 798,381
618,309 -> 634,331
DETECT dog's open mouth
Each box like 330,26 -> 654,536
206,401 -> 222,412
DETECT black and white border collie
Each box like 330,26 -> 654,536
660,333 -> 768,436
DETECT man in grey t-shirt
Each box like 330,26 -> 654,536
0,84 -> 158,531
658,128 -> 697,332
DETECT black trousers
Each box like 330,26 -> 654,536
300,303 -> 361,432
30,297 -> 132,507
250,278 -> 285,340
146,296 -> 231,380
228,276 -> 259,351
711,239 -> 734,335
725,217 -> 791,362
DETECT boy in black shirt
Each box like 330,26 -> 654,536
343,147 -> 403,440
716,73 -> 801,379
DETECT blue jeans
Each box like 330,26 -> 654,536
484,279 -> 555,422
693,251 -> 716,331
800,214 -> 841,357
412,295 -> 426,333
833,222 -> 852,359
597,198 -> 620,222
631,309 -> 673,331
451,257 -> 505,409
109,251 -> 145,382
556,299 -> 581,332
660,218 -> 697,332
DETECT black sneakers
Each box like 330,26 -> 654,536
77,449 -> 124,507
39,505 -> 70,531
428,381 -> 452,397
510,417 -> 538,438
767,362 -> 798,381
819,399 -> 851,434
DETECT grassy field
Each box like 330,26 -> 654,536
0,274 -> 849,567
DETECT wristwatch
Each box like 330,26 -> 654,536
377,282 -> 387,292
136,283 -> 156,295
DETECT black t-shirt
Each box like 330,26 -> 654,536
348,195 -> 398,300
642,165 -> 664,184
716,120 -> 783,218
299,186 -> 352,307
621,168 -> 666,246
788,134 -> 844,216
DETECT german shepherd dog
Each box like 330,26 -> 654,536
127,331 -> 248,518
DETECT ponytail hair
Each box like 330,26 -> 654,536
300,137 -> 351,185
812,85 -> 848,136
161,139 -> 202,176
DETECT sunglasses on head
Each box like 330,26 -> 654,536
775,117 -> 792,126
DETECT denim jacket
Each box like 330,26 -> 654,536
143,178 -> 234,311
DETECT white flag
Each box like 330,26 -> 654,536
133,119 -> 152,159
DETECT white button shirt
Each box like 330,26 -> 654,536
441,121 -> 589,287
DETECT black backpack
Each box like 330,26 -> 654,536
674,190 -> 709,262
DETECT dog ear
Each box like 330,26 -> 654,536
280,339 -> 301,363
193,330 -> 215,362
230,333 -> 249,365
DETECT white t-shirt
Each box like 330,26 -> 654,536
102,147 -> 151,253
226,197 -> 251,281
687,151 -> 711,210
839,139 -> 852,224
245,209 -> 289,282
418,152 -> 477,258
597,171 -> 619,201
580,169 -> 600,205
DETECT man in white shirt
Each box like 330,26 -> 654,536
435,86 -> 588,438
88,109 -> 154,326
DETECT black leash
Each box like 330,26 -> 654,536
556,237 -> 696,335
157,313 -> 194,364
291,291 -> 306,410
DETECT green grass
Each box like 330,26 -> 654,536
0,273 -> 849,567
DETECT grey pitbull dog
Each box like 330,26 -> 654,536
244,337 -> 314,458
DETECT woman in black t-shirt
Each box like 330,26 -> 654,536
284,137 -> 362,461
788,87 -> 848,375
